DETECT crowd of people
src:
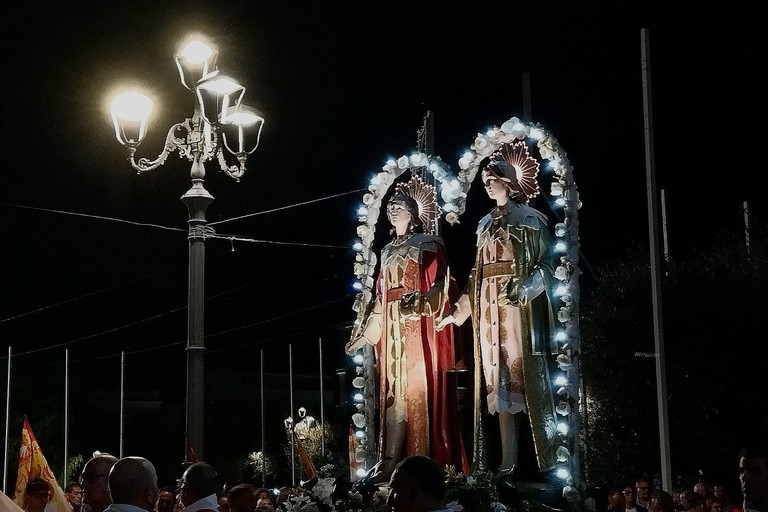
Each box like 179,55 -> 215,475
10,442 -> 768,512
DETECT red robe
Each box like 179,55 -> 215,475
361,233 -> 468,473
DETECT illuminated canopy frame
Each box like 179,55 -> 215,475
346,117 -> 582,489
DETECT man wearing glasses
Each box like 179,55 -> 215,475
79,452 -> 118,512
22,478 -> 50,512
624,485 -> 650,512
177,462 -> 219,512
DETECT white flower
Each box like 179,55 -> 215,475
556,354 -> 572,369
397,156 -> 410,169
555,265 -> 568,281
446,500 -> 464,511
458,152 -> 475,170
352,377 -> 366,388
540,146 -> 554,159
355,446 -> 367,462
352,413 -> 366,428
312,478 -> 335,502
446,212 -> 459,225
556,400 -> 571,416
500,117 -> 520,133
557,446 -> 571,462
378,171 -> 394,187
472,135 -> 494,157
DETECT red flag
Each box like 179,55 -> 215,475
14,417 -> 71,512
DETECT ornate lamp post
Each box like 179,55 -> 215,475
109,36 -> 265,462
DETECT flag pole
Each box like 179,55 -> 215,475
3,346 -> 11,493
120,351 -> 125,458
319,338 -> 325,457
260,349 -> 265,488
289,344 -> 295,486
64,349 -> 69,483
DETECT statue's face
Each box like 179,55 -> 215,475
387,200 -> 413,231
482,170 -> 511,203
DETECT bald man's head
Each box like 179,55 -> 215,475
81,453 -> 119,512
108,457 -> 158,511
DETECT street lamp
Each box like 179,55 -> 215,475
109,36 -> 265,463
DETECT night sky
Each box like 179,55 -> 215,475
2,1 -> 764,488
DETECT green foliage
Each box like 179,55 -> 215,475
66,454 -> 84,484
444,465 -> 501,511
580,223 -> 767,487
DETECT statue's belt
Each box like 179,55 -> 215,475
481,261 -> 515,279
386,287 -> 410,302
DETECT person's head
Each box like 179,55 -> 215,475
179,462 -> 218,507
24,478 -> 51,512
156,486 -> 176,512
739,443 -> 768,512
80,451 -> 119,512
226,484 -> 257,512
637,479 -> 652,504
694,483 -> 713,500
107,456 -> 158,511
387,193 -> 422,235
686,492 -> 706,512
706,497 -> 724,512
712,485 -> 729,503
386,455 -> 446,512
217,494 -> 230,512
651,490 -> 675,512
609,491 -> 627,511
679,490 -> 694,510
256,495 -> 275,512
65,482 -> 83,509
623,486 -> 638,508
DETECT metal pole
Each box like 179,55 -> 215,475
3,346 -> 11,493
260,349 -> 265,488
319,338 -> 325,457
661,189 -> 670,264
64,349 -> 69,483
120,351 -> 125,458
641,27 -> 672,491
181,156 -> 214,464
289,344 -> 295,486
743,201 -> 751,254
522,72 -> 532,122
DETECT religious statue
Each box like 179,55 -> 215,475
346,175 -> 468,477
437,142 -> 560,479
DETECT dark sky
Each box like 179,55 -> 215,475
1,0 -> 764,486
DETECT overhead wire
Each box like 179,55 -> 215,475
1,188 -> 361,324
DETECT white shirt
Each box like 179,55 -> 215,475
180,494 -> 219,512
